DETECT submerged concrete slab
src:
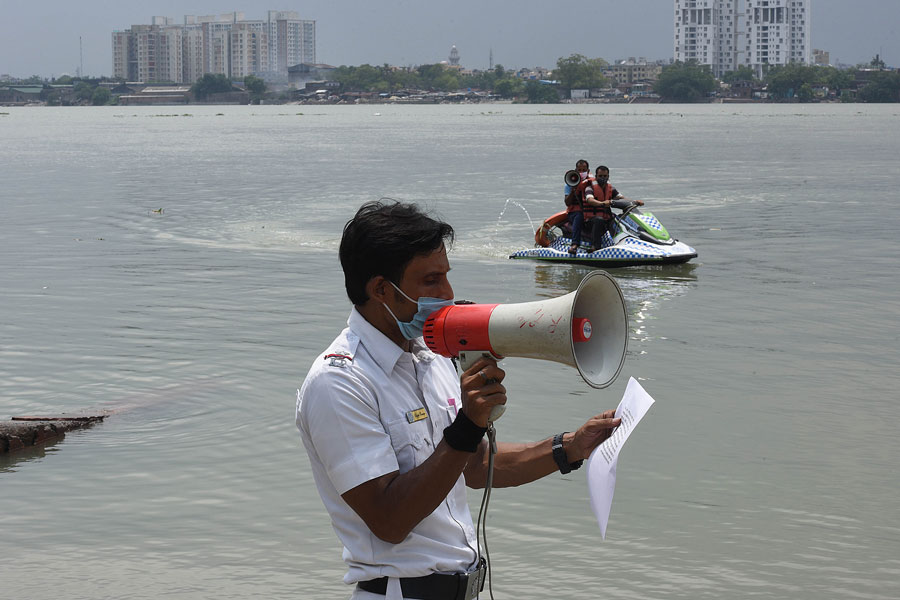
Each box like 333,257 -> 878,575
0,416 -> 105,454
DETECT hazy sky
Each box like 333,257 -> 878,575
2,0 -> 897,78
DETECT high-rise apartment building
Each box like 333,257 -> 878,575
111,30 -> 133,80
744,0 -> 810,77
674,0 -> 740,77
112,10 -> 316,83
267,11 -> 317,75
674,0 -> 810,78
230,21 -> 269,79
116,22 -> 184,83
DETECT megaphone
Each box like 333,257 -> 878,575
564,169 -> 582,187
423,271 -> 628,422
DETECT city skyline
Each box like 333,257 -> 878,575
111,12 -> 315,83
675,0 -> 811,79
1,0 -> 897,79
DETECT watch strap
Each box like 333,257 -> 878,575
552,432 -> 583,474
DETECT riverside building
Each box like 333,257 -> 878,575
112,11 -> 315,83
674,0 -> 810,78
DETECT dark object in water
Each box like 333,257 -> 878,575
0,415 -> 105,454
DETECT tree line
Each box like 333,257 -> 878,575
12,53 -> 898,105
654,56 -> 899,103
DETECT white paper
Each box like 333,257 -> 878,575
587,376 -> 655,538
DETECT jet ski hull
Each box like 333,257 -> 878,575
510,236 -> 697,267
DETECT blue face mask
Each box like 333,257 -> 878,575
383,281 -> 454,340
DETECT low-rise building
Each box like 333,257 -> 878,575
118,85 -> 191,105
0,86 -> 44,105
605,59 -> 663,85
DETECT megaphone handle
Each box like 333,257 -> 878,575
457,350 -> 506,423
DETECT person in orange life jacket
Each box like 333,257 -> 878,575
563,159 -> 590,199
565,165 -> 644,254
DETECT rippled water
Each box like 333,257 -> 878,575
2,104 -> 899,599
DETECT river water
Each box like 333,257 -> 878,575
1,104 -> 898,599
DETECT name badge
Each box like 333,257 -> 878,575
406,408 -> 428,423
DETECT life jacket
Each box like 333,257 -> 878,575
567,178 -> 614,220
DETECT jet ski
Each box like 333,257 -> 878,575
509,202 -> 697,267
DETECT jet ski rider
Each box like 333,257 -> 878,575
564,159 -> 590,199
564,165 -> 644,254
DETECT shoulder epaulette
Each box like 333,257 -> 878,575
324,353 -> 353,367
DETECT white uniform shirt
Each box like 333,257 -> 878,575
296,307 -> 479,589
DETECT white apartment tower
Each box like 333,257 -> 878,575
111,30 -> 132,80
744,0 -> 810,77
267,11 -> 317,74
674,0 -> 810,78
674,0 -> 740,78
230,22 -> 269,79
117,22 -> 184,83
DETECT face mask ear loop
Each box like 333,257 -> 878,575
388,280 -> 417,305
381,301 -> 402,323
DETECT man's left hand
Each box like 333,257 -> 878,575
566,410 -> 621,462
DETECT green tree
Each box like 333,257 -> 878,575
434,72 -> 459,92
524,80 -> 559,104
857,71 -> 900,102
869,54 -> 886,69
334,64 -> 393,92
721,65 -> 757,84
493,77 -> 523,98
821,66 -> 854,96
191,73 -> 234,100
554,54 -> 608,92
243,75 -> 265,94
765,64 -> 821,100
654,61 -> 717,102
797,82 -> 814,102
243,75 -> 266,103
417,64 -> 451,90
74,81 -> 94,102
91,86 -> 111,105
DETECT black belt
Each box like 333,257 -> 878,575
357,561 -> 486,600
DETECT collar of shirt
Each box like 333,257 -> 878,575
347,307 -> 437,377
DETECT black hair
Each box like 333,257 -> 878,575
576,159 -> 590,169
339,201 -> 455,306
596,165 -> 610,175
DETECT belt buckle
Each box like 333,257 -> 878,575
461,560 -> 486,600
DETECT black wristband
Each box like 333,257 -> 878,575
443,410 -> 487,453
552,432 -> 583,474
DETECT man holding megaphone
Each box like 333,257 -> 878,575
296,201 -> 622,600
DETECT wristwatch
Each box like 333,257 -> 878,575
552,432 -> 584,475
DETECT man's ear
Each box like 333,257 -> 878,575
366,275 -> 389,304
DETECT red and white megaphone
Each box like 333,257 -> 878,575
423,271 -> 628,422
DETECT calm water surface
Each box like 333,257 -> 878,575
1,104 -> 899,599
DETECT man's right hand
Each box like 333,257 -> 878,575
460,357 -> 507,428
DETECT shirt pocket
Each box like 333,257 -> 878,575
386,417 -> 431,474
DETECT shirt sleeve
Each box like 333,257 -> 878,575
299,367 -> 399,495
